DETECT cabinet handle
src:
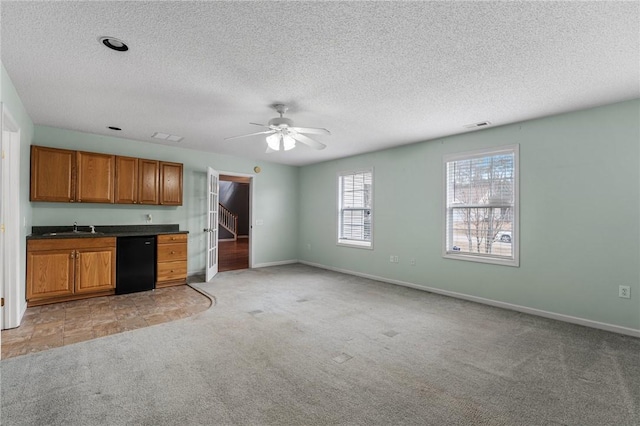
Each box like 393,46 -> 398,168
170,251 -> 175,254
170,270 -> 174,273
70,200 -> 74,202
70,251 -> 74,259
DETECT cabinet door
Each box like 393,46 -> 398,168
76,151 -> 115,203
159,162 -> 183,206
115,156 -> 139,204
30,146 -> 76,202
26,250 -> 75,300
75,247 -> 116,294
138,159 -> 159,205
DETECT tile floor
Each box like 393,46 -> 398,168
1,285 -> 212,359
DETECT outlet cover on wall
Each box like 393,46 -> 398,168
618,285 -> 631,299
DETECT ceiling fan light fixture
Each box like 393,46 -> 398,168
266,133 -> 281,151
283,134 -> 296,151
226,103 -> 329,152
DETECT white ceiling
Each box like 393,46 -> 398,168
2,1 -> 638,166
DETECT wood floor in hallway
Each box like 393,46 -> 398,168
219,238 -> 249,272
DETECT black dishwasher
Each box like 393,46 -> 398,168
116,236 -> 156,294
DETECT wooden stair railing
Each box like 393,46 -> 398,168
219,202 -> 238,241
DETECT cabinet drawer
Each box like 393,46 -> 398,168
157,243 -> 187,262
158,233 -> 187,244
157,261 -> 187,282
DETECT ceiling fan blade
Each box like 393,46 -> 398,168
291,133 -> 327,150
290,126 -> 331,135
224,130 -> 274,141
249,122 -> 270,128
265,146 -> 276,153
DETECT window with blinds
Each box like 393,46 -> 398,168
338,169 -> 373,248
444,145 -> 519,267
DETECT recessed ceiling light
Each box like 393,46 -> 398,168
107,126 -> 122,131
99,36 -> 128,52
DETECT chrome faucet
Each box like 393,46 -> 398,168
90,225 -> 96,234
73,221 -> 78,232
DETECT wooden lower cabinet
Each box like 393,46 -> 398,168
156,233 -> 188,287
27,237 -> 116,306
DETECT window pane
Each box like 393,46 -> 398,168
444,146 -> 518,265
449,207 -> 513,257
339,170 -> 373,245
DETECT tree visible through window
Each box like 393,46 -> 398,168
338,169 -> 373,248
444,146 -> 519,266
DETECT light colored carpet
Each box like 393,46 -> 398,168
2,264 -> 639,425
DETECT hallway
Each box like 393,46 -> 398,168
218,238 -> 249,272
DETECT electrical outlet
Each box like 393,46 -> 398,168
389,255 -> 394,263
619,285 -> 631,299
409,258 -> 416,266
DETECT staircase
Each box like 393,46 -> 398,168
218,203 -> 238,241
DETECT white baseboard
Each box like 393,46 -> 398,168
298,260 -> 640,338
253,259 -> 299,269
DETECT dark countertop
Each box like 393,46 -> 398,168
28,224 -> 188,240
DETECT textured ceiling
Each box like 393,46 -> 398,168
1,1 -> 638,166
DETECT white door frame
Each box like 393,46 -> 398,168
1,103 -> 22,329
218,170 -> 254,269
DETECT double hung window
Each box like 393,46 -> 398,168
444,145 -> 519,266
338,169 -> 373,248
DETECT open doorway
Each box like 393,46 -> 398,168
218,174 -> 251,272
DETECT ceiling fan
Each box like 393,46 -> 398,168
225,104 -> 330,152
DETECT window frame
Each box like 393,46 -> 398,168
442,145 -> 519,267
337,168 -> 374,249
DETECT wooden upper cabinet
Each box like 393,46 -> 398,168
138,159 -> 159,205
160,162 -> 183,206
76,151 -> 115,203
30,146 -> 183,206
30,146 -> 76,202
115,156 -> 139,204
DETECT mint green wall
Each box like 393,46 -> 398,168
298,100 -> 640,331
2,63 -> 35,314
31,126 -> 299,273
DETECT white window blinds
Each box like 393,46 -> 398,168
338,170 -> 373,247
444,145 -> 519,266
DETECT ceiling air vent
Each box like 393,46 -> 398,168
152,132 -> 183,142
464,121 -> 492,129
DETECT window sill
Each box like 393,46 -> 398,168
443,252 -> 519,267
337,239 -> 373,250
